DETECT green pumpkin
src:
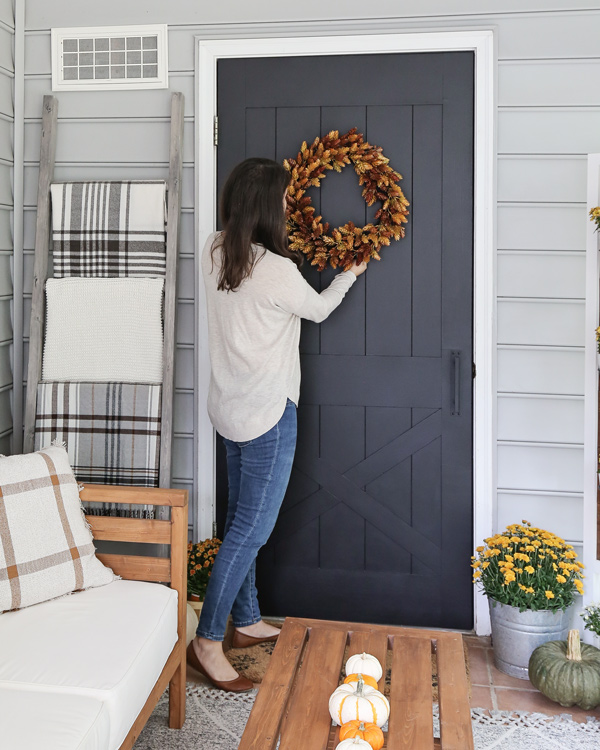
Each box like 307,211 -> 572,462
528,630 -> 600,710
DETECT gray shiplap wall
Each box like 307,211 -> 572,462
0,0 -> 14,456
18,1 -> 600,546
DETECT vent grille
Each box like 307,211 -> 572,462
51,25 -> 168,91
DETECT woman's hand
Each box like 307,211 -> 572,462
346,261 -> 368,277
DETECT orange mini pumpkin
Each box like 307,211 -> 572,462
339,720 -> 384,750
344,672 -> 379,690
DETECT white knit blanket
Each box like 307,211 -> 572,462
43,277 -> 164,384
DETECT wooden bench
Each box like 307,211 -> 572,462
82,484 -> 188,748
238,617 -> 473,750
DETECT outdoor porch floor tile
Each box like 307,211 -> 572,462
466,646 -> 492,685
466,636 -> 600,723
463,634 -> 491,649
470,685 -> 494,710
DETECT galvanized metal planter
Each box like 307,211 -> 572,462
489,599 -> 573,679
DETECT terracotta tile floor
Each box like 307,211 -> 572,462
464,635 -> 600,722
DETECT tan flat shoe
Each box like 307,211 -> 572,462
232,628 -> 281,649
186,641 -> 254,692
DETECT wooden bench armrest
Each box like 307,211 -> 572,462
80,484 -> 187,507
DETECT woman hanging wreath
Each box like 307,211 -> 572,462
190,159 -> 366,693
284,128 -> 410,271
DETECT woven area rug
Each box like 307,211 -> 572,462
134,684 -> 600,749
190,614 -> 471,700
224,635 -> 470,701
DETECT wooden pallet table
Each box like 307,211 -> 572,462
238,617 -> 473,750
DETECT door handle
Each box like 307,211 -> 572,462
452,351 -> 460,416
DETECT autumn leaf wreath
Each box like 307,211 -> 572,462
284,128 -> 410,271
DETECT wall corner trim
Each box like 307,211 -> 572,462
11,0 -> 25,455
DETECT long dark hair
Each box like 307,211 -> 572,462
212,158 -> 302,291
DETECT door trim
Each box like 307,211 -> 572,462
194,29 -> 496,635
584,153 -> 600,633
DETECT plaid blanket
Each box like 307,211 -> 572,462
50,181 -> 167,277
34,382 -> 162,488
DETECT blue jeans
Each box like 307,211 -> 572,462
196,399 -> 297,641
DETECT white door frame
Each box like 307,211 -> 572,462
583,153 -> 600,640
195,29 -> 496,635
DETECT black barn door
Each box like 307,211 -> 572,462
216,52 -> 474,629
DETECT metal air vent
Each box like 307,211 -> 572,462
51,25 -> 168,91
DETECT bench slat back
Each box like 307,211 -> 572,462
96,553 -> 171,583
88,517 -> 171,545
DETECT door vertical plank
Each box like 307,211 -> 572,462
275,104 -> 323,344
238,620 -> 308,750
320,106 -> 367,233
365,105 -> 413,358
347,629 -> 389,692
275,104 -> 321,224
411,104 -> 443,359
319,404 -> 366,571
439,50 -> 475,629
216,58 -> 246,211
279,627 -> 347,750
387,636 -> 434,750
319,105 -> 367,357
246,107 -> 276,160
437,635 -> 474,750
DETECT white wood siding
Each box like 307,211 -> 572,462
19,2 -> 600,546
0,0 -> 13,453
498,156 -> 587,204
498,252 -> 585,299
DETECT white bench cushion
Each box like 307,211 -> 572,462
0,687 -> 110,750
0,579 -> 178,750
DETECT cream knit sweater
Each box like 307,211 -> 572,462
201,232 -> 356,441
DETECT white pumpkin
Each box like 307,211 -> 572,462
329,677 -> 390,728
335,739 -> 372,750
345,652 -> 383,682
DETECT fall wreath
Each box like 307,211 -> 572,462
284,128 -> 410,271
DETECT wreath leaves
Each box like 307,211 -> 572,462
284,128 -> 410,271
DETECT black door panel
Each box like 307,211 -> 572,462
216,51 -> 474,628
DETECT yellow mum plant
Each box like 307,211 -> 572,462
472,521 -> 584,613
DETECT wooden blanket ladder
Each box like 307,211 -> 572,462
22,92 -> 184,496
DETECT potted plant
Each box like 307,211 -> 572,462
472,520 -> 584,679
581,602 -> 600,649
187,537 -> 221,611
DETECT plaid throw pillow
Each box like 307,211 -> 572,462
0,445 -> 115,613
